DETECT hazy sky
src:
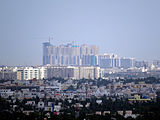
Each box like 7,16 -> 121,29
0,0 -> 160,66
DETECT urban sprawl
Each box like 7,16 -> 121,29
1,42 -> 160,120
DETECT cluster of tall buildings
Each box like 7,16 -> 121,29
43,42 -> 135,68
1,42 -> 159,81
0,41 -> 136,81
43,42 -> 98,66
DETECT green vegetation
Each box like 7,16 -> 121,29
1,95 -> 160,120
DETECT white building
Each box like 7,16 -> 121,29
17,66 -> 47,80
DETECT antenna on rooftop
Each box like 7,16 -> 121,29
49,36 -> 54,43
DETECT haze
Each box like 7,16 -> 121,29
0,0 -> 160,66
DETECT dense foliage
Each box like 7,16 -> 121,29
1,95 -> 160,120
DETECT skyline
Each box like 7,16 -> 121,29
0,0 -> 160,66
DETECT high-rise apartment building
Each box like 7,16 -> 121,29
120,58 -> 135,68
81,55 -> 98,66
98,54 -> 120,68
43,42 -> 99,66
43,42 -> 53,65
